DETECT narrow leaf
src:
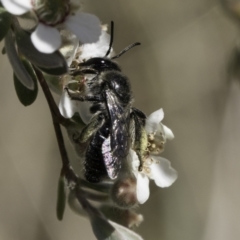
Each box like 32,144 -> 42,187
15,27 -> 68,75
5,31 -> 34,90
75,192 -> 115,239
108,221 -> 144,240
56,175 -> 66,221
75,190 -> 143,239
38,66 -> 68,76
44,74 -> 62,95
14,59 -> 38,106
0,7 -> 11,41
100,206 -> 143,228
91,218 -> 116,240
91,214 -> 144,240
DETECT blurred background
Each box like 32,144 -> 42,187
1,0 -> 240,239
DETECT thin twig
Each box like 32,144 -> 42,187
80,189 -> 111,203
75,185 -> 111,219
79,179 -> 113,193
33,66 -> 72,127
33,66 -> 112,218
33,65 -> 78,182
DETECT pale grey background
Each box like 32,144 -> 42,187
0,0 -> 240,239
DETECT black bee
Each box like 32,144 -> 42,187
67,23 -> 147,183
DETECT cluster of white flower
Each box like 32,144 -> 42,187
1,1 -> 177,238
1,0 -> 101,53
132,109 -> 177,204
58,26 -> 177,206
58,27 -> 112,123
1,0 -> 177,206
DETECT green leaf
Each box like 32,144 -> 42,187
56,175 -> 66,221
15,27 -> 68,75
108,221 -> 144,240
0,7 -> 11,41
91,214 -> 115,240
44,74 -> 62,95
100,206 -> 143,228
5,31 -> 34,90
69,190 -> 143,240
91,215 -> 144,240
14,59 -> 38,106
38,66 -> 68,76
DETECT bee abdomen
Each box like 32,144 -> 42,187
84,125 -> 109,183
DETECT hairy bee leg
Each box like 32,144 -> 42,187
65,87 -> 104,102
130,109 -> 148,171
131,107 -> 146,125
135,125 -> 147,172
75,114 -> 105,143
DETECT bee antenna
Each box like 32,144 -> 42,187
111,42 -> 141,60
105,21 -> 114,57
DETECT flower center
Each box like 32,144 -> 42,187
33,0 -> 70,26
140,156 -> 153,175
147,133 -> 165,154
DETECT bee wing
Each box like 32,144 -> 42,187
103,90 -> 131,179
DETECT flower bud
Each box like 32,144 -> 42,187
111,175 -> 138,209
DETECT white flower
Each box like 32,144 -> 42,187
59,31 -> 79,67
1,0 -> 101,53
145,108 -> 174,154
131,150 -> 177,204
1,0 -> 32,15
59,83 -> 92,124
131,108 -> 177,204
58,27 -> 112,123
77,26 -> 114,62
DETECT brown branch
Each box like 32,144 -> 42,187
33,66 -> 72,127
33,65 -> 78,182
32,66 -> 112,220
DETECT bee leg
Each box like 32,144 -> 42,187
74,113 -> 104,143
135,126 -> 148,172
131,107 -> 146,125
130,110 -> 148,172
65,87 -> 103,102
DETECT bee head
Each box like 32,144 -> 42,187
79,58 -> 121,72
73,22 -> 140,76
105,22 -> 141,60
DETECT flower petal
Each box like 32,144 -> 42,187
150,156 -> 178,188
64,12 -> 101,44
145,108 -> 164,133
59,89 -> 76,118
31,23 -> 61,53
78,29 -> 112,61
136,173 -> 150,204
128,149 -> 140,173
1,0 -> 31,15
60,31 -> 79,66
109,220 -> 144,240
59,89 -> 92,123
77,101 -> 92,124
163,124 -> 174,140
